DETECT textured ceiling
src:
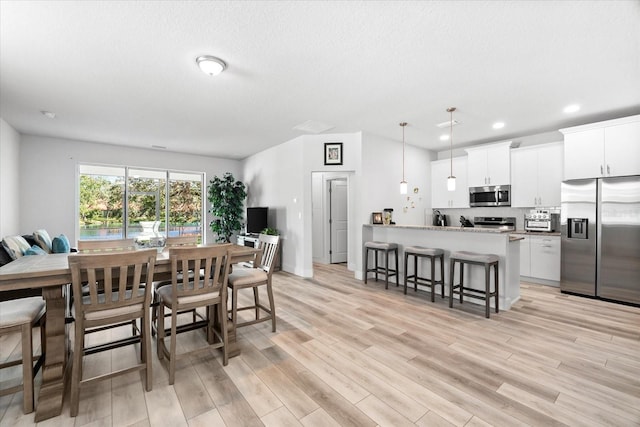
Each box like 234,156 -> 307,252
1,1 -> 639,159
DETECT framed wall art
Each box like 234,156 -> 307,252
324,142 -> 343,165
372,212 -> 383,224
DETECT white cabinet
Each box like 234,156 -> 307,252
465,142 -> 512,187
561,116 -> 640,180
517,234 -> 560,282
529,235 -> 560,281
431,157 -> 468,208
511,143 -> 563,207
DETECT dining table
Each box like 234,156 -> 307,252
0,243 -> 261,422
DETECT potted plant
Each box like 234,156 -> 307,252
207,172 -> 247,243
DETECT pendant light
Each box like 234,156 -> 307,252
447,107 -> 456,191
399,122 -> 408,194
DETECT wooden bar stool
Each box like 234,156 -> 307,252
363,241 -> 399,289
403,246 -> 444,301
449,251 -> 499,318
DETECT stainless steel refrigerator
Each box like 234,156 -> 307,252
561,176 -> 640,304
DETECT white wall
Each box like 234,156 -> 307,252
0,119 -> 21,237
243,130 -> 435,279
18,135 -> 241,244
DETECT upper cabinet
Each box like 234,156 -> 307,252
561,115 -> 640,180
431,157 -> 469,208
511,142 -> 563,207
465,141 -> 512,187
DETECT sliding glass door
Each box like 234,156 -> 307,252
79,164 -> 203,241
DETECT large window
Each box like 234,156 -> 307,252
78,164 -> 203,241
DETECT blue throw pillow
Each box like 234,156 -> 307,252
24,245 -> 47,256
52,234 -> 71,253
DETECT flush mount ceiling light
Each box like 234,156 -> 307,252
195,55 -> 226,76
563,104 -> 581,113
447,107 -> 456,192
492,122 -> 505,129
399,122 -> 408,194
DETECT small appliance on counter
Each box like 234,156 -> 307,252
432,210 -> 448,226
459,215 -> 474,227
383,208 -> 395,225
524,209 -> 560,232
473,217 -> 516,231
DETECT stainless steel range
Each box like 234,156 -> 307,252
473,217 -> 516,231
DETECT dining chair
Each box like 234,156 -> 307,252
75,239 -> 140,336
151,235 -> 200,334
0,297 -> 46,414
68,249 -> 157,417
156,244 -> 232,384
228,234 -> 280,332
76,238 -> 136,253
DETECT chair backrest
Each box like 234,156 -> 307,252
168,244 -> 232,302
165,235 -> 199,247
77,239 -> 136,253
68,249 -> 157,318
257,234 -> 280,275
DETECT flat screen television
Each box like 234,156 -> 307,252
246,207 -> 268,235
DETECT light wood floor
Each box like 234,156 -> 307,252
1,263 -> 639,426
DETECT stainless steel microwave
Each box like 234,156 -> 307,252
469,185 -> 511,207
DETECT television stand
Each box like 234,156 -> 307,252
236,235 -> 282,271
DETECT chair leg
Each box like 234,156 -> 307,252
449,259 -> 455,308
232,286 -> 239,332
375,250 -> 379,282
412,254 -> 418,292
403,251 -> 408,294
459,263 -> 465,303
70,319 -> 83,416
363,247 -> 368,284
485,264 -> 491,318
430,255 -> 436,302
439,255 -> 445,298
143,310 -> 152,391
217,301 -> 229,365
157,302 -> 165,360
267,279 -> 276,332
384,251 -> 388,289
395,249 -> 399,287
253,286 -> 260,320
494,263 -> 499,314
169,309 -> 178,385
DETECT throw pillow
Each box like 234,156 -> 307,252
25,245 -> 47,256
33,229 -> 53,253
52,234 -> 71,253
1,235 -> 31,260
0,244 -> 13,267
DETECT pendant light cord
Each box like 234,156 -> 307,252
447,107 -> 456,176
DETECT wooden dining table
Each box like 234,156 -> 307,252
0,244 -> 261,422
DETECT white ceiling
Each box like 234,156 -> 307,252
1,1 -> 639,159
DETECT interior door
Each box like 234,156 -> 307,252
329,179 -> 348,263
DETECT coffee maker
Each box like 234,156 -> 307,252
433,210 -> 448,226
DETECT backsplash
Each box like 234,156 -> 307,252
427,206 -> 559,230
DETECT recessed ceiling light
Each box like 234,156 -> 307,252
563,104 -> 580,113
40,110 -> 56,119
439,134 -> 450,141
492,122 -> 505,129
195,55 -> 226,76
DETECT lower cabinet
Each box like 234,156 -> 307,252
517,234 -> 560,283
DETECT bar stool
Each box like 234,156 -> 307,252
363,241 -> 399,289
449,251 -> 499,318
403,246 -> 445,301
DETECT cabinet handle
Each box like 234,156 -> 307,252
600,165 -> 604,175
607,164 -> 611,175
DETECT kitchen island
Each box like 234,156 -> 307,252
362,224 -> 522,310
